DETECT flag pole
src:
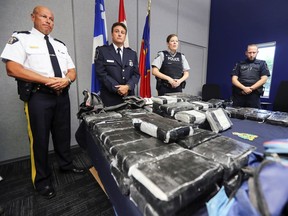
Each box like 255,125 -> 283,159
139,0 -> 152,98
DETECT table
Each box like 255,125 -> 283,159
76,116 -> 288,215
221,118 -> 288,153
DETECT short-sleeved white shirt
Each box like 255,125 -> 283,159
151,50 -> 190,71
1,27 -> 75,78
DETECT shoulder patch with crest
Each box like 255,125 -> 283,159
7,36 -> 19,44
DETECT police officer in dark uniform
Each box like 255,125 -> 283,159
94,22 -> 140,107
152,34 -> 190,96
1,6 -> 84,199
231,44 -> 270,108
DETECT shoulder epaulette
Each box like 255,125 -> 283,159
13,31 -> 30,34
125,47 -> 136,52
96,45 -> 109,49
54,38 -> 66,46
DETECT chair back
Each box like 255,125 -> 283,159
273,81 -> 288,112
202,84 -> 221,101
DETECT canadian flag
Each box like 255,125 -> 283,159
118,0 -> 129,47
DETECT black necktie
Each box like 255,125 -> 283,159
117,47 -> 122,63
44,35 -> 62,77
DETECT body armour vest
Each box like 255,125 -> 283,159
238,60 -> 263,86
160,51 -> 183,79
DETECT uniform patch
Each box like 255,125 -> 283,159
129,60 -> 133,67
7,36 -> 19,44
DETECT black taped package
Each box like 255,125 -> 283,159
174,110 -> 206,124
176,128 -> 220,149
205,108 -> 233,133
157,101 -> 196,117
266,111 -> 288,127
191,136 -> 256,179
110,163 -> 132,196
164,92 -> 202,103
151,95 -> 183,104
115,140 -> 184,174
118,108 -> 152,119
91,117 -> 134,140
129,149 -> 223,216
244,108 -> 272,122
132,115 -> 194,143
191,101 -> 213,110
129,184 -> 159,216
83,111 -> 122,129
100,128 -> 150,155
207,99 -> 225,108
225,107 -> 253,119
226,107 -> 272,122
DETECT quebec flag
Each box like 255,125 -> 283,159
91,0 -> 108,93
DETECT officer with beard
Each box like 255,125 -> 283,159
231,44 -> 270,108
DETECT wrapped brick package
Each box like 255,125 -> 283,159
266,111 -> 288,127
132,115 -> 194,143
244,108 -> 272,122
129,149 -> 223,215
205,108 -> 233,133
176,128 -> 220,149
164,92 -> 202,103
101,128 -> 150,155
83,111 -> 122,129
191,136 -> 256,179
174,110 -> 206,124
191,101 -> 213,110
151,95 -> 183,105
207,99 -> 225,108
155,101 -> 196,117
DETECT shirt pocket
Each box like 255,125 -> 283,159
55,48 -> 69,71
26,47 -> 47,72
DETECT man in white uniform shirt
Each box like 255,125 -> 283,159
1,5 -> 84,199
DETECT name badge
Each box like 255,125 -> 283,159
107,60 -> 114,63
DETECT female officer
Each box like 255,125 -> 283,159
151,34 -> 190,96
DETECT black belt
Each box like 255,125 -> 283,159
33,84 -> 69,96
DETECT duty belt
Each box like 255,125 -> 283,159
33,84 -> 69,96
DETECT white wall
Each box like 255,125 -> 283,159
0,0 -> 210,162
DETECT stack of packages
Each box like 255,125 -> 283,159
82,95 -> 256,215
225,107 -> 272,122
152,95 -> 233,133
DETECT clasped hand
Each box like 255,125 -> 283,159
241,86 -> 253,95
168,78 -> 181,88
115,85 -> 129,96
45,77 -> 70,91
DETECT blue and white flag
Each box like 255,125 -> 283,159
91,0 -> 108,93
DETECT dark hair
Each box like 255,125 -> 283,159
166,34 -> 178,43
111,22 -> 127,34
